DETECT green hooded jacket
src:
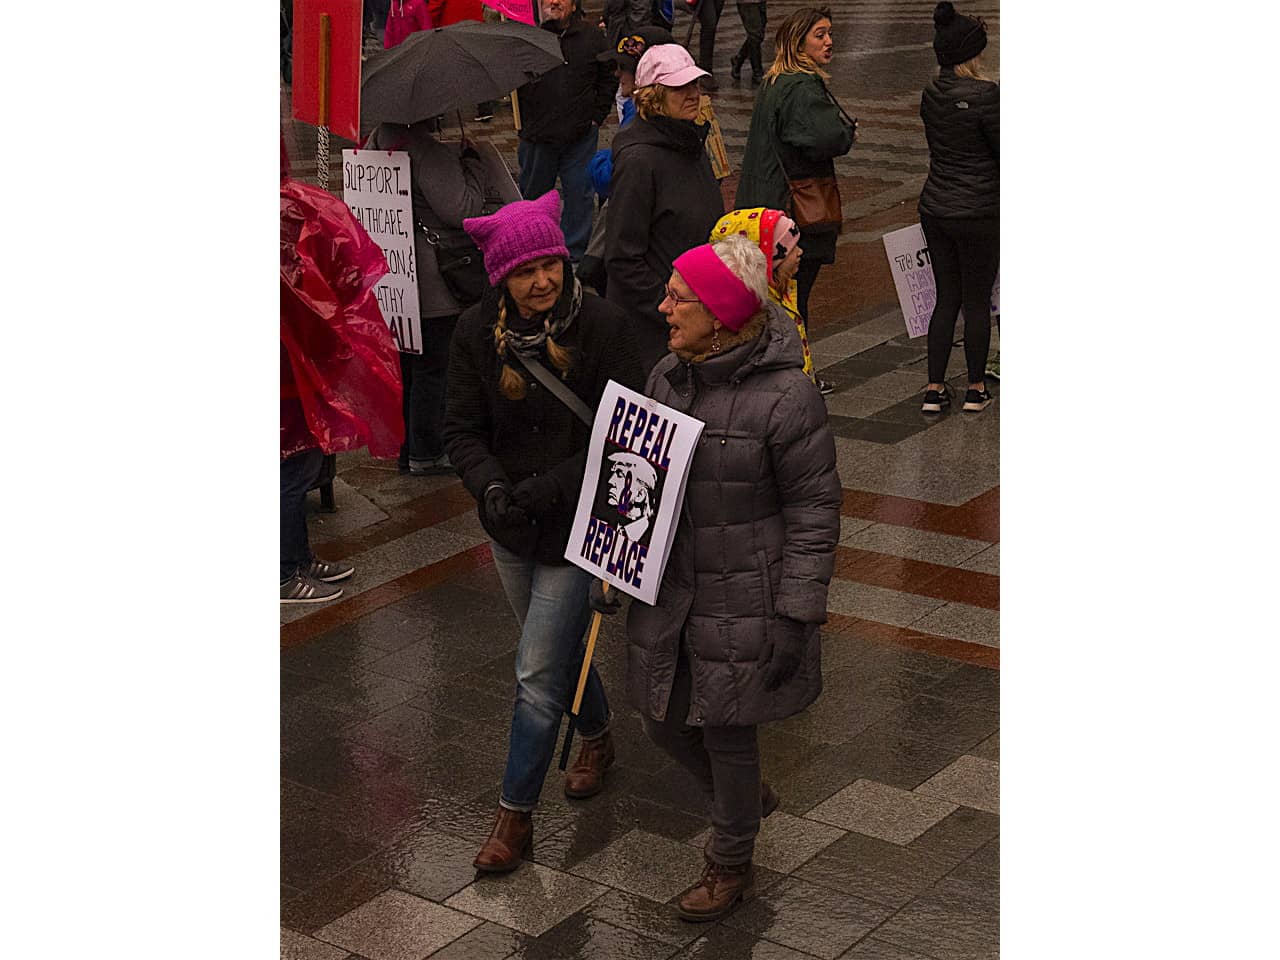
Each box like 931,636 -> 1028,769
736,71 -> 855,264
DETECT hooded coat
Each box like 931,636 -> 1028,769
736,72 -> 855,266
918,70 -> 999,220
623,310 -> 841,727
605,114 -> 724,371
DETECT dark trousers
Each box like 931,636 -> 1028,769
734,2 -> 767,76
920,214 -> 999,384
281,447 -> 325,581
796,257 -> 823,322
399,315 -> 457,468
696,0 -> 727,72
642,650 -> 762,865
518,127 -> 600,261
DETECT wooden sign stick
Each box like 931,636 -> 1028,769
558,583 -> 608,770
316,13 -> 331,189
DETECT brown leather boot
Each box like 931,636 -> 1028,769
676,857 -> 756,921
472,807 -> 532,873
564,731 -> 615,799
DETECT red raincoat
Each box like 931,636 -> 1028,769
280,173 -> 404,460
384,0 -> 434,49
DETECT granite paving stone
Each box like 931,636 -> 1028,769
921,666 -> 1000,712
314,889 -> 482,960
281,865 -> 395,935
870,876 -> 1000,960
670,925 -> 824,960
793,831 -> 953,911
968,731 -> 999,762
909,603 -> 1001,649
370,826 -> 489,903
570,829 -> 710,904
281,927 -> 353,960
808,728 -> 962,792
906,808 -> 1000,869
582,889 -> 703,949
859,695 -> 1001,755
510,913 -> 677,960
424,921 -> 531,960
443,860 -> 608,937
957,543 -> 999,576
825,580 -> 948,628
723,876 -> 896,960
297,670 -> 427,720
845,524 -> 992,567
914,756 -> 999,814
838,939 -> 939,959
806,780 -> 958,844
690,810 -> 845,874
839,516 -> 877,543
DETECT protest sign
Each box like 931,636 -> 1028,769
882,223 -> 1000,338
292,0 -> 362,142
342,149 -> 422,354
565,381 -> 705,605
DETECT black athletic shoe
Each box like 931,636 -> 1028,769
962,387 -> 992,412
730,54 -> 744,81
817,377 -> 836,396
921,386 -> 952,413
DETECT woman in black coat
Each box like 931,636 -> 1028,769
444,190 -> 642,874
918,2 -> 999,414
605,44 -> 725,373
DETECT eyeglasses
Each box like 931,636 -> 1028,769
662,286 -> 701,305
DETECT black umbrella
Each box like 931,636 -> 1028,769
360,20 -> 565,126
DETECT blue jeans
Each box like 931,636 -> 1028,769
517,126 -> 599,261
490,541 -> 611,811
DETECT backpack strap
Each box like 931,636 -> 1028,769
512,353 -> 594,427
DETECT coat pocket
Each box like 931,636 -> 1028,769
756,550 -> 775,619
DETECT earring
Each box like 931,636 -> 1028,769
711,329 -> 721,353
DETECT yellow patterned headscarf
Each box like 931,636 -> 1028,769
711,208 -> 813,377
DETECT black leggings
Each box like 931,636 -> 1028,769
921,214 -> 999,385
796,257 -> 823,322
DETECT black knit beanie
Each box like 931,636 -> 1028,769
932,2 -> 987,67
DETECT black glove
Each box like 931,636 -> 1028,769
589,579 -> 621,616
483,482 -> 528,529
762,619 -> 808,691
511,474 -> 561,518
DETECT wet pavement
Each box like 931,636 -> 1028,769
282,2 -> 999,957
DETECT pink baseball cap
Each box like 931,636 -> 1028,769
634,44 -> 710,89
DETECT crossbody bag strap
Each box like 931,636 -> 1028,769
512,353 -> 594,427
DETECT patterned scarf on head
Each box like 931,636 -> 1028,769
711,208 -> 813,378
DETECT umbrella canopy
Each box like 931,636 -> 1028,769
361,20 -> 565,127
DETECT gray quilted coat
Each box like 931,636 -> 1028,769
624,307 -> 841,727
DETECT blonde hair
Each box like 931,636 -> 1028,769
763,6 -> 833,85
633,83 -> 672,121
952,53 -> 993,82
492,296 -> 574,401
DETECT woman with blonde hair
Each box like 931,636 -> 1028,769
444,190 -> 642,874
736,6 -> 855,344
918,1 -> 998,414
605,44 -> 725,373
591,234 -> 840,921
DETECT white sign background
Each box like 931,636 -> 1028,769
565,381 -> 705,606
882,223 -> 1000,339
342,150 -> 423,354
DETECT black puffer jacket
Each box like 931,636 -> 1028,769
624,311 -> 841,727
517,15 -> 618,146
918,70 -> 999,219
605,114 -> 724,371
443,283 -> 643,563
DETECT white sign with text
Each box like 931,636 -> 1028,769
342,149 -> 422,354
883,223 -> 1000,339
565,381 -> 705,606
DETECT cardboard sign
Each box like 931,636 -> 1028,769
342,150 -> 423,354
883,223 -> 1000,338
566,382 -> 705,605
292,0 -> 363,142
481,0 -> 536,24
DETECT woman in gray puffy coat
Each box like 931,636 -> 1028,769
593,234 -> 840,921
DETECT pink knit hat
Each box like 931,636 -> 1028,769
672,244 -> 761,332
462,191 -> 570,286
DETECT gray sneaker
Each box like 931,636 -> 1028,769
280,573 -> 343,604
305,558 -> 355,583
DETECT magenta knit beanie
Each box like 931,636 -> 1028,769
462,191 -> 570,287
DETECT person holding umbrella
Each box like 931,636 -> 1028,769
514,0 -> 618,264
444,191 -> 643,873
591,234 -> 840,920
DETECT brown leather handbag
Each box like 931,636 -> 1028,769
773,83 -> 857,233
